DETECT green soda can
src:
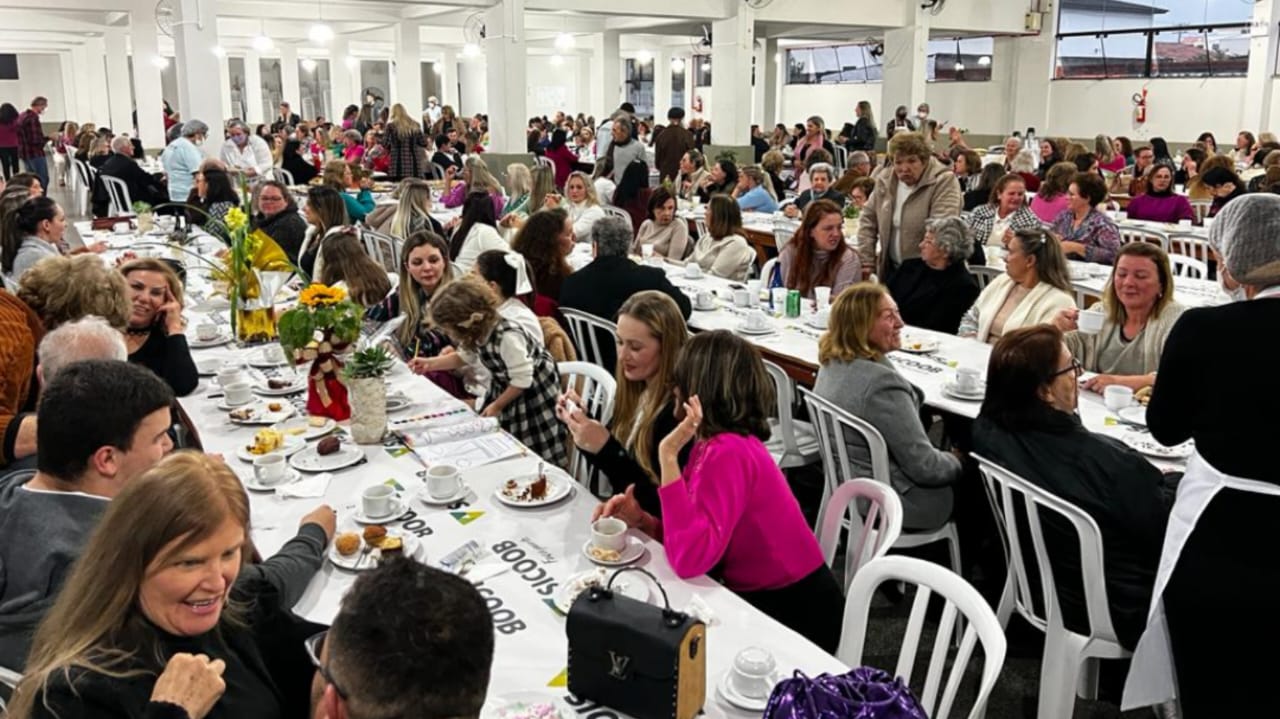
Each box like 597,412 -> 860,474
785,289 -> 801,318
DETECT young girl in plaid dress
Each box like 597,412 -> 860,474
417,278 -> 568,467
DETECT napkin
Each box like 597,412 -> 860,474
277,472 -> 332,498
684,595 -> 719,626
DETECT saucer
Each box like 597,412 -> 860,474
351,496 -> 409,524
581,537 -> 646,567
941,381 -> 985,401
1117,405 -> 1147,427
736,323 -> 775,336
189,333 -> 231,348
386,394 -> 413,412
418,486 -> 470,506
217,396 -> 256,410
244,468 -> 304,492
717,671 -> 780,712
195,358 -> 222,376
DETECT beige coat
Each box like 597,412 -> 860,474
857,157 -> 962,277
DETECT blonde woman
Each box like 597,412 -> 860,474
544,170 -> 605,240
689,194 -> 755,281
385,102 -> 428,181
958,227 -> 1076,344
500,163 -> 533,219
1096,133 -> 1125,173
440,155 -> 504,216
389,179 -> 445,240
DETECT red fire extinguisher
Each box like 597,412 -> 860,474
1133,88 -> 1148,124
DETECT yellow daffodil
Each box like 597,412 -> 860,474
224,206 -> 248,234
299,283 -> 347,307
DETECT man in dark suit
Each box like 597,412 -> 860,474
559,216 -> 692,370
270,102 -> 302,134
653,107 -> 694,183
91,136 -> 168,217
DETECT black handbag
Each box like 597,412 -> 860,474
566,567 -> 706,719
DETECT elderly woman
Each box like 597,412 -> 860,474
690,195 -> 755,281
1051,171 -> 1121,265
783,162 -> 845,217
1029,162 -> 1076,224
341,128 -> 365,163
694,160 -> 738,204
777,199 -> 859,299
1051,242 -> 1184,393
675,150 -> 708,202
733,166 -> 778,214
815,283 -> 962,530
952,148 -> 982,192
634,186 -> 689,260
119,258 -> 198,396
845,176 -> 875,211
959,228 -> 1075,344
6,452 -> 334,719
1125,194 -> 1280,717
251,180 -> 307,264
857,132 -> 963,282
1009,150 -> 1042,193
967,173 -> 1042,266
972,325 -> 1172,652
887,217 -> 980,334
1125,164 -> 1195,225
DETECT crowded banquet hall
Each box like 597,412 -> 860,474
0,0 -> 1276,717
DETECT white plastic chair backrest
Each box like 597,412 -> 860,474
428,162 -> 445,180
1071,282 -> 1103,310
1190,200 -> 1211,224
601,204 -> 633,231
817,478 -> 903,591
559,307 -> 618,370
833,145 -> 848,174
535,155 -> 555,170
361,228 -> 399,272
758,256 -> 779,285
762,359 -> 801,455
839,556 -> 1007,719
969,265 -> 1001,290
1166,232 -> 1211,264
772,226 -> 795,254
799,386 -> 892,527
72,158 -> 92,188
102,175 -> 133,216
558,361 -> 617,490
1169,253 -> 1207,279
973,453 -> 1122,645
1118,226 -> 1169,252
274,167 -> 296,186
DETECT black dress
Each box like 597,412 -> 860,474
886,259 -> 980,334
580,399 -> 691,517
129,328 -> 198,396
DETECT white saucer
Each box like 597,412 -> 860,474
195,358 -> 222,376
189,333 -> 232,349
351,496 -> 409,524
244,468 -> 304,492
253,376 -> 306,396
1117,405 -> 1148,427
248,349 -> 291,368
216,396 -> 256,410
694,301 -> 717,312
227,401 -> 297,425
803,316 -> 828,330
581,537 -> 646,567
385,395 -> 412,412
328,531 -> 421,571
941,381 -> 985,401
553,568 -> 651,614
1122,432 -> 1193,460
272,416 -> 338,441
900,338 -> 941,354
717,671 -> 780,712
418,486 -> 470,506
736,323 -> 775,336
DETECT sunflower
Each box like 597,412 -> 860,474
299,283 -> 347,307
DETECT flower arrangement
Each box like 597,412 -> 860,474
214,202 -> 295,344
277,283 -> 364,420
842,203 -> 861,221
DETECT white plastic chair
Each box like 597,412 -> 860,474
693,217 -> 709,241
969,265 -> 1002,290
799,387 -> 963,577
558,361 -> 617,495
1169,253 -> 1207,279
101,175 -> 133,216
1167,231 -> 1211,264
1118,226 -> 1169,252
427,162 -> 446,180
838,556 -> 1007,719
1190,200 -> 1211,224
762,359 -> 820,470
758,257 -> 779,286
601,204 -> 633,231
273,167 -> 296,186
360,228 -> 399,272
0,663 -> 20,710
817,478 -> 903,593
1071,282 -> 1103,310
71,158 -> 94,216
559,307 -> 618,371
973,454 -> 1131,719
832,145 -> 848,174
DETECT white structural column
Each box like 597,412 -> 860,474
218,54 -> 233,121
762,37 -> 778,127
280,45 -> 301,111
881,5 -> 929,134
653,49 -> 671,118
60,50 -> 87,122
440,47 -> 457,108
243,50 -> 265,124
85,38 -> 111,129
999,9 -> 1057,135
104,27 -> 134,139
395,21 -> 423,114
589,31 -> 620,119
130,1 -> 167,148
483,0 -> 526,152
710,5 -> 754,145
1243,0 -> 1280,131
329,37 -> 352,121
174,0 -> 223,130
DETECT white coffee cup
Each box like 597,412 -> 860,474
264,344 -> 288,364
730,647 -> 777,699
253,453 -> 288,485
684,262 -> 703,279
426,464 -> 464,500
216,367 -> 245,387
113,221 -> 131,234
196,323 -> 219,341
1077,308 -> 1105,334
732,288 -> 751,307
1105,385 -> 1135,412
746,308 -> 769,330
810,307 -> 830,329
362,485 -> 397,518
955,367 -> 982,393
223,381 -> 253,406
640,244 -> 655,259
814,286 -> 832,309
695,290 -> 715,310
770,287 -> 788,313
591,517 -> 627,552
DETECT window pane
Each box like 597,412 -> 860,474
833,45 -> 868,83
810,46 -> 840,83
786,48 -> 814,84
299,59 -> 330,120
927,37 -> 993,81
694,56 -> 711,86
1206,26 -> 1249,77
1100,34 -> 1148,77
1059,0 -> 1251,33
671,65 -> 685,108
1152,30 -> 1208,78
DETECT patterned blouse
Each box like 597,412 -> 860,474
365,287 -> 452,360
1050,208 -> 1122,265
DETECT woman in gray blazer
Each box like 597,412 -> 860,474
813,282 -> 963,530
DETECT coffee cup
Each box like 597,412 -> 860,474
264,344 -> 288,364
814,286 -> 832,309
1105,385 -> 1135,412
253,454 -> 288,485
1077,308 -> 1105,334
426,464 -> 464,500
223,381 -> 253,406
640,244 -> 655,259
216,367 -> 244,387
732,288 -> 751,307
113,221 -> 131,234
955,367 -> 982,393
810,307 -> 830,329
695,290 -> 715,310
362,485 -> 397,519
591,517 -> 627,552
730,647 -> 777,699
684,262 -> 703,279
746,309 -> 769,331
196,323 -> 219,341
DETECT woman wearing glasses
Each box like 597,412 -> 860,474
972,324 -> 1175,652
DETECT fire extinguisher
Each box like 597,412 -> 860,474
1132,88 -> 1148,124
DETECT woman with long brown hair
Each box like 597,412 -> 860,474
777,199 -> 859,298
366,231 -> 457,363
510,207 -> 574,316
318,231 -> 393,308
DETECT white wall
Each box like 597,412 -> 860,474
457,57 -> 487,118
0,54 -> 66,120
778,83 -> 879,131
525,56 -> 583,118
1046,78 -> 1247,144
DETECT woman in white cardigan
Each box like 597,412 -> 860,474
689,194 -> 756,281
958,227 -> 1075,343
1050,241 -> 1184,393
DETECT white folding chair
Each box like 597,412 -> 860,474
799,387 -> 963,577
558,361 -> 617,495
758,256 -> 779,286
101,175 -> 133,216
973,454 -> 1131,719
360,228 -> 400,272
601,204 -> 633,231
839,556 -> 1007,719
762,359 -> 820,470
1169,253 -> 1207,279
1117,226 -> 1169,252
1071,282 -> 1103,310
1190,200 -> 1211,225
535,155 -> 556,172
559,307 -> 618,370
817,478 -> 903,593
969,265 -> 1002,290
273,167 -> 296,186
71,158 -> 93,217
1167,231 -> 1212,264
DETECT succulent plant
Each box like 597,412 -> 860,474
343,345 -> 394,380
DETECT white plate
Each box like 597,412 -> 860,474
195,358 -> 222,376
941,381 -> 985,401
328,531 -> 421,571
480,693 -> 573,719
494,470 -> 573,508
694,301 -> 717,312
351,496 -> 410,524
385,395 -> 412,412
272,416 -> 338,441
244,468 -> 304,492
247,348 -> 292,368
235,433 -> 306,462
553,568 -> 650,614
189,333 -> 232,349
717,671 -> 781,712
289,444 -> 365,472
417,485 -> 471,506
1118,405 -> 1148,427
227,401 -> 297,425
803,316 -> 828,330
1122,432 -> 1193,460
253,377 -> 307,396
735,322 -> 776,336
900,337 -> 941,354
581,537 -> 646,567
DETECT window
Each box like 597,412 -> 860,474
299,59 -> 330,121
784,42 -> 882,84
671,63 -> 685,109
259,58 -> 283,116
693,56 -> 711,87
625,58 -> 654,119
927,37 -> 994,81
1055,0 -> 1251,79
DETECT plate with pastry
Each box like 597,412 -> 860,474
235,429 -> 306,462
580,537 -> 647,567
552,568 -> 650,614
328,526 -> 421,571
272,415 -> 339,441
494,467 -> 573,508
1122,432 -> 1194,460
480,693 -> 574,719
289,437 -> 365,472
227,400 -> 297,425
899,337 -> 941,354
253,375 -> 307,396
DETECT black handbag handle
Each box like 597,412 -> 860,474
605,567 -> 689,627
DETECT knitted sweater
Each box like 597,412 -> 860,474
0,292 -> 40,467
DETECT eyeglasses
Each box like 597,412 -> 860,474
305,631 -> 349,700
259,195 -> 285,203
1052,358 -> 1083,378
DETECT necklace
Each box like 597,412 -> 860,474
125,326 -> 152,337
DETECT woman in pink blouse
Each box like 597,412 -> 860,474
341,129 -> 365,164
596,330 -> 843,651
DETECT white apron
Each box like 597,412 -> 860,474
1122,286 -> 1280,709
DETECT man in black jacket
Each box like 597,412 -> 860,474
91,136 -> 169,217
270,101 -> 302,134
559,216 -> 692,370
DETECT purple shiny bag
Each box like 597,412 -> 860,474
762,667 -> 928,719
